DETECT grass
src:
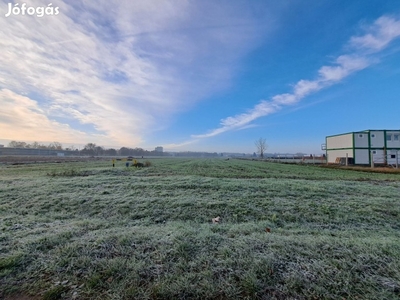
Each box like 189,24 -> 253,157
0,158 -> 400,299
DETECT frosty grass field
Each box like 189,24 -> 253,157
1,158 -> 400,299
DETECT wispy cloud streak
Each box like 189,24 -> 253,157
192,16 -> 400,139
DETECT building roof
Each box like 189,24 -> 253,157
326,129 -> 400,138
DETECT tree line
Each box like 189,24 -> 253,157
7,141 -> 167,156
8,141 -> 63,150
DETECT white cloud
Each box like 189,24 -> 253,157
192,15 -> 400,140
0,88 -> 107,143
293,80 -> 321,98
163,139 -> 200,150
318,55 -> 369,82
0,0 -> 270,147
271,93 -> 297,105
350,16 -> 400,51
192,101 -> 278,138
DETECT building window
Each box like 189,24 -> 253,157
391,155 -> 396,159
358,134 -> 363,138
386,134 -> 392,141
394,134 -> 399,141
372,151 -> 377,154
371,134 -> 375,138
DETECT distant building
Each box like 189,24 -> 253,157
155,146 -> 163,153
0,144 -> 4,148
325,130 -> 400,165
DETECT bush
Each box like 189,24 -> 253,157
46,169 -> 91,177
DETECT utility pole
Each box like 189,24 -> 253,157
384,147 -> 387,166
370,151 -> 374,168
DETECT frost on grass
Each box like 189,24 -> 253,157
0,159 -> 400,299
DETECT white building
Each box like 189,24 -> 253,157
155,146 -> 163,153
325,130 -> 400,165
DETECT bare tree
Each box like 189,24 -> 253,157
94,146 -> 104,156
31,141 -> 40,149
255,138 -> 267,158
48,142 -> 63,150
84,143 -> 96,151
53,142 -> 63,150
8,141 -> 27,148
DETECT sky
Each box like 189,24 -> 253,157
1,0 -> 400,154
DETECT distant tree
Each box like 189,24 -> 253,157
64,145 -> 75,151
31,141 -> 40,149
48,142 -> 63,150
94,146 -> 104,156
79,143 -> 96,155
129,147 -> 144,156
119,147 -> 133,156
8,141 -> 27,148
255,138 -> 268,158
105,148 -> 117,156
54,142 -> 63,150
84,143 -> 96,151
81,143 -> 96,155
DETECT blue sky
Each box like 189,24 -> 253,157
1,1 -> 400,154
